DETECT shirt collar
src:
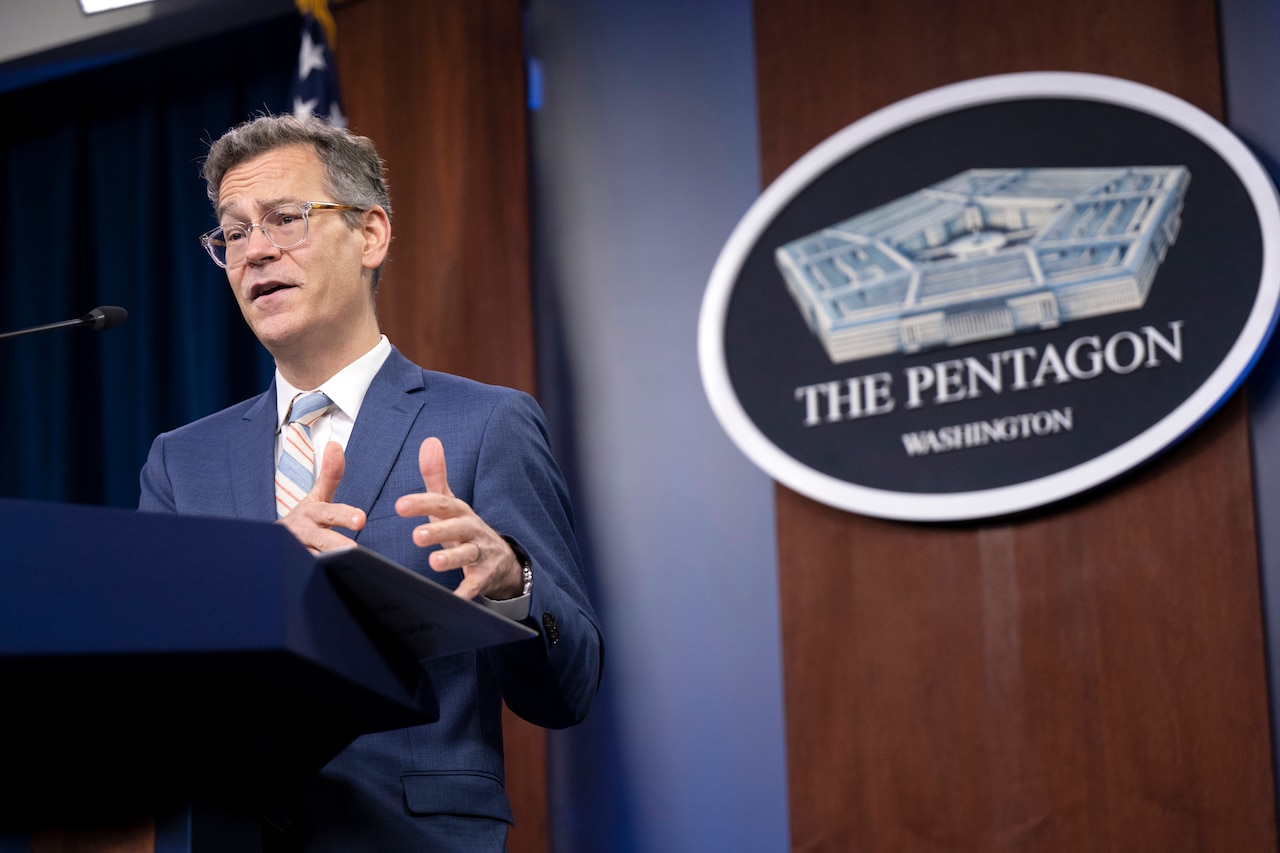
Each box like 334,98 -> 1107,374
274,335 -> 393,431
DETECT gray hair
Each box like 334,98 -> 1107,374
202,114 -> 393,288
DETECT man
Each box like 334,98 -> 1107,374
139,114 -> 603,851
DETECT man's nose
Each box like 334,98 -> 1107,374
245,225 -> 280,263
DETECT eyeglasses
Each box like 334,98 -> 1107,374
199,201 -> 364,269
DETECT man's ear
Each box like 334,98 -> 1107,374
361,205 -> 392,270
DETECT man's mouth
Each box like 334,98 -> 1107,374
250,282 -> 296,300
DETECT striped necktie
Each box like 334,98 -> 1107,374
275,391 -> 333,518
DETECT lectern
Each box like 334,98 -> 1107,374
0,498 -> 533,851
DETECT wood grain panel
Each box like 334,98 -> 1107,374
754,0 -> 1278,850
335,0 -> 536,393
334,2 -> 548,852
755,0 -> 1225,175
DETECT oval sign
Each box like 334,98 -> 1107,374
698,72 -> 1280,522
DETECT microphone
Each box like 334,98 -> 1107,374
0,306 -> 128,341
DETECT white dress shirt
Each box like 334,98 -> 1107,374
273,335 -> 393,469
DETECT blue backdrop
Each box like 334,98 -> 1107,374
0,16 -> 290,507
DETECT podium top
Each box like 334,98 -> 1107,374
319,544 -> 535,659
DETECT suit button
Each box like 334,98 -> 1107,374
541,611 -> 560,645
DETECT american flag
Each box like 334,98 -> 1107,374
289,0 -> 346,127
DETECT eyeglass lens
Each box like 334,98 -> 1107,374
207,205 -> 309,267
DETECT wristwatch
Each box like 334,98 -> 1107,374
502,535 -> 533,596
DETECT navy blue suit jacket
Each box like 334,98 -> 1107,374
139,347 -> 602,851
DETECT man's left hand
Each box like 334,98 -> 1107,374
395,436 -> 524,601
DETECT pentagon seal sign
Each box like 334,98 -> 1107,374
698,72 -> 1280,522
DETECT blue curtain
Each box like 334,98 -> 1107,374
0,15 -> 297,508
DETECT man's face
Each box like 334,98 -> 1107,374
217,143 -> 381,360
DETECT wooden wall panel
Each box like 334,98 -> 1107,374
753,0 -> 1278,850
334,2 -> 548,852
335,0 -> 536,393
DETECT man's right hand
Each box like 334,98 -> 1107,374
278,440 -> 367,553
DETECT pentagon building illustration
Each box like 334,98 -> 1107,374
774,166 -> 1189,364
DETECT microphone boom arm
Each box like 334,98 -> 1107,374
0,306 -> 127,341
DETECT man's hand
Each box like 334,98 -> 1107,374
395,436 -> 523,601
277,440 -> 367,553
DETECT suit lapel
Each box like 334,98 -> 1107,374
334,348 -> 425,519
232,388 -> 279,520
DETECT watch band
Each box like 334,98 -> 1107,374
502,535 -> 533,596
